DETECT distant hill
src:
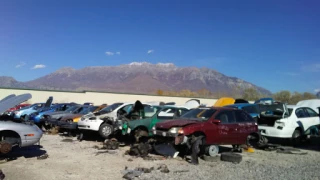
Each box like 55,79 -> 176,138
0,62 -> 272,96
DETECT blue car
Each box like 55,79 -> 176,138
225,103 -> 260,121
13,103 -> 47,119
29,103 -> 78,124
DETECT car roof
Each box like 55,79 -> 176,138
226,103 -> 256,108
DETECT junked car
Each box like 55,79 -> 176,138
257,102 -> 320,145
4,104 -> 31,116
0,93 -> 43,154
13,96 -> 53,119
28,103 -> 78,125
57,105 -> 107,131
121,106 -> 190,142
78,101 -> 154,139
153,107 -> 259,158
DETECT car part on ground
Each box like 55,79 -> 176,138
220,152 -> 242,163
104,138 -> 119,150
125,143 -> 152,157
0,169 -> 5,180
0,141 -> 12,154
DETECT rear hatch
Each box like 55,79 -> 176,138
257,102 -> 289,126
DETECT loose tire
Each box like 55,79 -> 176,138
99,124 -> 113,139
220,152 -> 242,163
205,145 -> 219,157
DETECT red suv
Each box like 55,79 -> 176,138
152,107 -> 259,159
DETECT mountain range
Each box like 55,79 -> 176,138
0,62 -> 271,96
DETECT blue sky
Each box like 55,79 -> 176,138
0,0 -> 319,93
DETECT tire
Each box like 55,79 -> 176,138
205,145 -> 219,157
220,152 -> 242,164
134,129 -> 148,142
99,124 -> 113,139
246,134 -> 260,148
291,129 -> 301,146
0,140 -> 12,154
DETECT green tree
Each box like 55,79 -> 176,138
273,90 -> 291,103
242,88 -> 261,101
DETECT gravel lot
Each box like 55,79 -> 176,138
1,134 -> 320,180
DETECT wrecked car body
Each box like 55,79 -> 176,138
0,93 -> 43,154
153,107 -> 259,159
258,102 -> 320,144
78,101 -> 157,139
121,106 -> 190,141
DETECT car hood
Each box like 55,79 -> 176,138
155,119 -> 200,129
0,120 -> 41,131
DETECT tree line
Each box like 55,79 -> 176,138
155,88 -> 318,105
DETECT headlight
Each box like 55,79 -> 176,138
152,126 -> 156,130
169,127 -> 183,134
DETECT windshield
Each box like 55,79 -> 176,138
288,108 -> 293,116
79,106 -> 98,114
65,105 -> 80,112
180,108 -> 217,120
242,106 -> 259,114
99,103 -> 124,114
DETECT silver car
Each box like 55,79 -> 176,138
0,93 -> 43,154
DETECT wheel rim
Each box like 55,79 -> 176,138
102,126 -> 111,136
208,145 -> 219,157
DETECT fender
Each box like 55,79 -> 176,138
296,121 -> 305,134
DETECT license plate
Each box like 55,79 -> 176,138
162,132 -> 166,136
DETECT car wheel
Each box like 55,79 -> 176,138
220,152 -> 242,163
291,129 -> 301,146
246,134 -> 260,148
134,129 -> 148,143
0,140 -> 12,154
99,124 -> 113,139
205,145 -> 219,157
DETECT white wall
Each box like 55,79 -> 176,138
0,88 -> 218,106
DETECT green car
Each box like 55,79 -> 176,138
121,106 -> 190,141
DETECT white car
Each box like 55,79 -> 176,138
78,102 -> 154,139
258,102 -> 320,144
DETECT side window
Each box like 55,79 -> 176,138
215,111 -> 236,124
180,109 -> 189,116
235,110 -> 254,123
305,108 -> 318,117
121,105 -> 133,114
295,108 -> 308,118
158,108 -> 175,120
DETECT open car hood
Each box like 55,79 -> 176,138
0,94 -> 16,104
155,119 -> 200,129
213,97 -> 235,107
184,99 -> 200,109
0,93 -> 32,114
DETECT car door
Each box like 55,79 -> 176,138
302,107 -> 320,131
295,108 -> 315,133
234,110 -> 257,144
214,110 -> 238,144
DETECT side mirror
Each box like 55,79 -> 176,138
212,119 -> 221,124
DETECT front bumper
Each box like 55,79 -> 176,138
58,121 -> 78,130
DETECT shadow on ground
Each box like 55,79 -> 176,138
0,145 -> 47,162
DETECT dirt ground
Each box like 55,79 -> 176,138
1,134 -> 320,180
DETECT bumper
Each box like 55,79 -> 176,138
78,121 -> 100,131
258,125 -> 296,138
152,129 -> 178,137
58,121 -> 78,130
